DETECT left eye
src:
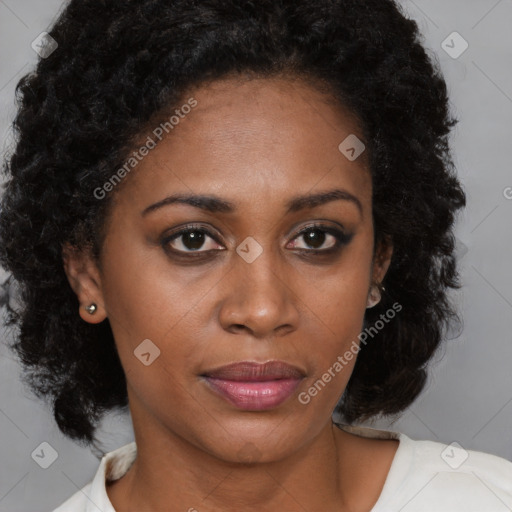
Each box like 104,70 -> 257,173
288,227 -> 341,251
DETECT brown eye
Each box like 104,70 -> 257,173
288,225 -> 353,252
162,226 -> 224,254
297,229 -> 332,250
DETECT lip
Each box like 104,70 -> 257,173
201,361 -> 305,411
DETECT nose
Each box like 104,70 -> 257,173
218,249 -> 300,339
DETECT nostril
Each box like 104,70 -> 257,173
228,324 -> 256,336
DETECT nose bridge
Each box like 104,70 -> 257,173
240,247 -> 279,296
219,242 -> 299,336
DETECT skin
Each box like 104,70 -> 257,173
63,75 -> 397,512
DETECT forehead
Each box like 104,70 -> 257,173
114,76 -> 372,216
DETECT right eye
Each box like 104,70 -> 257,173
161,225 -> 225,255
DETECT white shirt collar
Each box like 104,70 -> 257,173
85,441 -> 137,512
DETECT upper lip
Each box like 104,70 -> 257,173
201,361 -> 306,381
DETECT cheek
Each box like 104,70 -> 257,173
297,289 -> 365,410
100,255 -> 209,419
296,252 -> 371,401
303,259 -> 370,347
99,233 -> 214,375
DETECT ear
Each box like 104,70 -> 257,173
371,234 -> 393,286
62,243 -> 107,324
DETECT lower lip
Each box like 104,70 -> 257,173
202,377 -> 302,410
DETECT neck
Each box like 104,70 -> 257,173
108,419 -> 358,511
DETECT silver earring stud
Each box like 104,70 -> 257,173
85,303 -> 97,315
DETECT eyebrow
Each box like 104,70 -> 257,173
141,188 -> 363,218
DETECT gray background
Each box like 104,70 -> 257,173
1,1 -> 511,510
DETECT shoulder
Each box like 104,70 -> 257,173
411,436 -> 512,480
380,434 -> 512,511
336,423 -> 512,511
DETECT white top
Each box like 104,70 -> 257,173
52,424 -> 512,512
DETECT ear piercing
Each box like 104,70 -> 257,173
85,303 -> 97,315
366,283 -> 385,309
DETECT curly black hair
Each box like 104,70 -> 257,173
0,0 -> 466,446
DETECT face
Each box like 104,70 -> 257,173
63,75 -> 392,463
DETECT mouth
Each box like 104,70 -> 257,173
200,360 -> 305,411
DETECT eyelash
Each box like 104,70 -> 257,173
161,222 -> 354,259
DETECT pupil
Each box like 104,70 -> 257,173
304,229 -> 325,249
183,231 -> 205,250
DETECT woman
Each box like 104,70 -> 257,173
1,0 -> 511,510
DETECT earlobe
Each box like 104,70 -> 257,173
62,243 -> 107,324
78,301 -> 106,324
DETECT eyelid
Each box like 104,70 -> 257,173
164,222 -> 221,238
292,221 -> 347,237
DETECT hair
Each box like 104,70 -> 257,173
0,0 -> 466,446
